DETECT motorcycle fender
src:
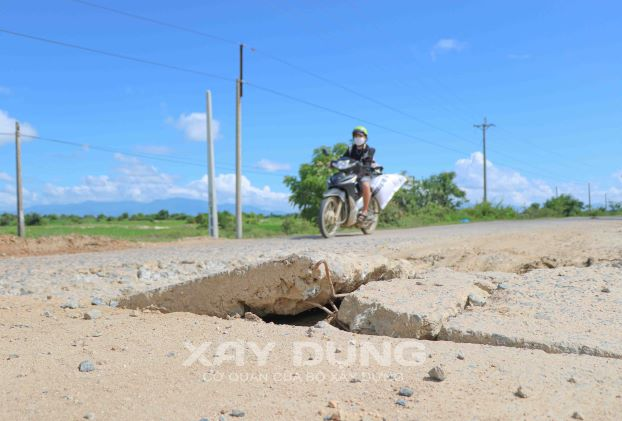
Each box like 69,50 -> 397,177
323,189 -> 346,204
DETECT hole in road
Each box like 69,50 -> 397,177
263,307 -> 328,327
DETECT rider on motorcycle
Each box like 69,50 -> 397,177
342,126 -> 376,222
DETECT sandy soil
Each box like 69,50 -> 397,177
2,296 -> 621,421
1,218 -> 622,420
0,234 -> 138,257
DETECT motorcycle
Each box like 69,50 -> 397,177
318,151 -> 406,238
318,157 -> 381,238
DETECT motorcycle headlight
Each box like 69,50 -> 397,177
334,160 -> 350,170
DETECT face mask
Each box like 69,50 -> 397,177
353,136 -> 366,146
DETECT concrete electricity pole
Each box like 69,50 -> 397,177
588,183 -> 592,211
235,44 -> 243,239
474,117 -> 495,203
206,90 -> 218,238
15,122 -> 25,237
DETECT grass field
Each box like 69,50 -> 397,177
0,216 -> 316,241
2,205 -> 616,243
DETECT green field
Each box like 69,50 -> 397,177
1,202 -> 618,242
0,215 -> 317,241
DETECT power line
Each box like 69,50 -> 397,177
245,83 -> 570,183
68,0 -> 598,202
0,28 -> 234,82
68,0 -> 240,46
249,2 -> 581,181
1,27 -> 570,183
66,0 -> 479,149
0,132 -> 293,177
274,0 -> 597,176
59,0 -> 586,180
245,82 -> 468,156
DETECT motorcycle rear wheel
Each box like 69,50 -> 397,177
319,197 -> 341,238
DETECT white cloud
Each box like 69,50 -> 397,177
454,152 -> 554,206
170,112 -> 221,142
256,159 -> 291,173
0,109 -> 38,146
0,86 -> 11,95
135,145 -> 173,155
180,174 -> 291,212
0,172 -> 12,182
431,38 -> 467,59
507,53 -> 531,60
21,154 -> 292,212
0,182 -> 38,210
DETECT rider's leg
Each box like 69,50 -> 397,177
357,177 -> 372,222
361,181 -> 371,214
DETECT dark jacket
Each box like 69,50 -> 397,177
342,144 -> 375,176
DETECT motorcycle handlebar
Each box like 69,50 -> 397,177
330,159 -> 383,174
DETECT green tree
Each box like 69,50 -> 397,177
283,143 -> 349,221
543,194 -> 584,216
155,209 -> 170,220
384,171 -> 466,215
25,212 -> 43,226
414,172 -> 466,209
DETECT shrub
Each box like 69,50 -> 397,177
194,213 -> 209,226
217,211 -> 235,231
543,194 -> 584,217
464,202 -> 517,219
155,209 -> 169,220
0,213 -> 15,226
25,212 -> 43,226
281,216 -> 315,235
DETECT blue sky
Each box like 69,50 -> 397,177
1,0 -> 621,212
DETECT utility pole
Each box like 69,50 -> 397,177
555,186 -> 558,198
235,43 -> 243,239
474,117 -> 495,203
206,90 -> 218,238
15,122 -> 25,237
605,193 -> 608,212
588,183 -> 592,211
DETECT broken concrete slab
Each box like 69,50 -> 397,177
337,268 -> 503,339
439,265 -> 622,359
119,253 -> 414,317
4,295 -> 622,421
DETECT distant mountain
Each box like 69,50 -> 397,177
25,198 -> 289,216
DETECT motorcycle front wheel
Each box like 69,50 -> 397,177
361,197 -> 380,235
319,196 -> 341,238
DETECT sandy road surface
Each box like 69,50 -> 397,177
1,218 -> 622,420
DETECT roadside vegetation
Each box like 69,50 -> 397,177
0,211 -> 316,241
2,143 -> 620,241
1,193 -> 618,242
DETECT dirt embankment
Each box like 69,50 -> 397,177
0,235 -> 138,257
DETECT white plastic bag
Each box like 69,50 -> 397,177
370,174 -> 407,209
